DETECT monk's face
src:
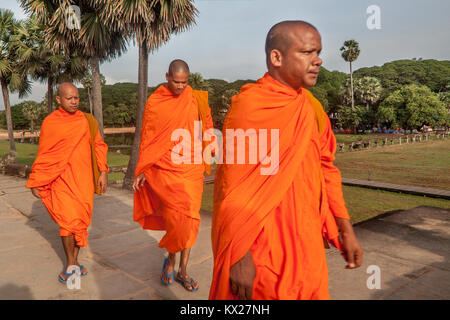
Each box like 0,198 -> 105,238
272,27 -> 323,89
166,71 -> 189,96
56,85 -> 80,113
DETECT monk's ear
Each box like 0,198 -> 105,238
55,95 -> 61,106
270,49 -> 283,68
165,72 -> 169,81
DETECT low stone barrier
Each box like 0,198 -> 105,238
336,132 -> 449,153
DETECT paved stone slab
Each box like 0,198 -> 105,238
342,178 -> 450,200
88,228 -> 158,257
1,174 -> 449,300
103,243 -> 165,281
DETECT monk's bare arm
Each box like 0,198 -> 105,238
319,113 -> 363,268
335,217 -> 363,268
98,171 -> 108,193
230,250 -> 256,300
133,173 -> 146,192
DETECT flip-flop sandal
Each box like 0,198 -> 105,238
160,258 -> 174,285
79,265 -> 88,277
58,270 -> 74,284
176,275 -> 199,292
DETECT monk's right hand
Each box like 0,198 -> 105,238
229,250 -> 256,300
133,173 -> 146,192
31,188 -> 41,199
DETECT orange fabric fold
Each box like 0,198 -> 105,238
209,73 -> 350,300
133,85 -> 213,254
26,108 -> 108,247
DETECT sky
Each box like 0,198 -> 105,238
1,0 -> 449,109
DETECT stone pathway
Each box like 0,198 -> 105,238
1,174 -> 449,300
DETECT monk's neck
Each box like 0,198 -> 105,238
266,71 -> 303,94
58,106 -> 79,115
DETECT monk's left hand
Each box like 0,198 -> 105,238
98,171 -> 108,193
335,217 -> 363,269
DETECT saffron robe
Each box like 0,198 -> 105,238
26,107 -> 109,247
133,85 -> 214,253
209,73 -> 350,300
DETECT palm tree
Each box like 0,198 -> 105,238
355,76 -> 382,111
80,69 -> 106,114
12,16 -> 87,114
22,100 -> 46,133
189,72 -> 213,94
21,0 -> 128,136
340,40 -> 360,111
0,9 -> 31,153
116,0 -> 198,189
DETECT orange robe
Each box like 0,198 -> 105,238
209,73 -> 350,300
133,85 -> 213,254
26,107 -> 109,247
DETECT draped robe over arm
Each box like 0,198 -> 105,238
26,108 -> 108,247
209,73 -> 350,300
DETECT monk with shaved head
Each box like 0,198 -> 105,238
133,60 -> 214,292
26,82 -> 109,284
210,21 -> 363,300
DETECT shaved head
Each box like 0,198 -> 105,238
265,20 -> 318,67
55,82 -> 79,113
168,59 -> 190,76
56,82 -> 78,97
265,20 -> 323,89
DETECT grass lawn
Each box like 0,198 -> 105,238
0,141 -> 130,182
334,139 -> 450,190
0,141 -> 39,166
200,184 -> 450,223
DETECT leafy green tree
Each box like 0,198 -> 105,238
0,9 -> 31,152
22,100 -> 46,133
21,0 -> 129,136
336,105 -> 363,130
13,16 -> 87,114
355,76 -> 382,111
340,40 -> 360,111
377,84 -> 448,129
355,59 -> 450,94
340,76 -> 382,112
189,72 -> 213,94
212,88 -> 237,129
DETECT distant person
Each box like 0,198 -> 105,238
26,82 -> 109,284
210,21 -> 363,300
133,60 -> 215,292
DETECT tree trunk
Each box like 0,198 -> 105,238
350,61 -> 356,134
1,78 -> 16,152
30,119 -> 34,134
90,57 -> 104,137
123,42 -> 148,190
88,88 -> 93,114
350,61 -> 354,111
47,75 -> 54,114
